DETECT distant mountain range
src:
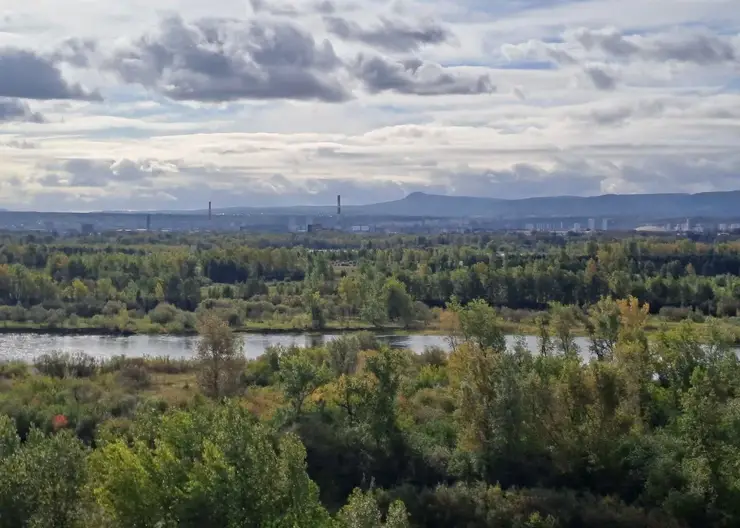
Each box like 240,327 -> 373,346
193,190 -> 740,219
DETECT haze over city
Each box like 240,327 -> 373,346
0,0 -> 739,211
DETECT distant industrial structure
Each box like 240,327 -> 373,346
4,192 -> 740,237
524,217 -> 613,234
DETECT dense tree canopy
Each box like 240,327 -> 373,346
1,232 -> 740,334
2,297 -> 740,526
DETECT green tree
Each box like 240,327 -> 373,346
449,298 -> 506,352
280,349 -> 330,416
549,302 -> 580,358
196,312 -> 244,399
335,489 -> 409,528
0,420 -> 87,528
586,297 -> 621,361
88,405 -> 331,528
154,281 -> 165,303
360,277 -> 388,328
304,290 -> 327,330
384,278 -> 414,328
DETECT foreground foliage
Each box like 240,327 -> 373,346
3,297 -> 740,526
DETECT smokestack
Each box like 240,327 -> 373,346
146,214 -> 151,231
337,195 -> 341,215
208,201 -> 212,220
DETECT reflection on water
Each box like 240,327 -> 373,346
0,332 -> 599,362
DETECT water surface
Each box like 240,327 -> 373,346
0,332 -> 595,362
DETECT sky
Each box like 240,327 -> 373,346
0,0 -> 739,211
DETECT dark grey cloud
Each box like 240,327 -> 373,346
503,28 -> 738,93
2,139 -> 37,149
51,38 -> 98,67
616,154 -> 740,193
583,66 -> 617,90
574,28 -> 639,57
432,162 -> 605,199
584,99 -> 666,126
324,15 -> 450,52
40,159 -> 166,188
18,152 -> 740,212
434,153 -> 740,199
573,28 -> 737,65
249,0 -> 340,16
0,49 -> 100,100
354,55 -> 494,95
0,98 -> 45,123
107,15 -> 349,103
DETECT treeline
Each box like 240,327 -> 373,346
2,234 -> 740,332
3,300 -> 740,526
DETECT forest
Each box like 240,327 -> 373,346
3,231 -> 740,526
0,232 -> 740,335
2,298 -> 740,526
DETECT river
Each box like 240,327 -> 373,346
0,332 -> 597,362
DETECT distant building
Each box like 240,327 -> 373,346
601,218 -> 609,231
588,218 -> 596,231
636,225 -> 668,233
573,223 -> 581,232
80,223 -> 95,236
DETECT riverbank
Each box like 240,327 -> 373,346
0,320 -> 419,337
0,314 -> 738,344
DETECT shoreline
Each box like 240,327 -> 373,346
0,324 -> 444,337
0,319 -> 737,344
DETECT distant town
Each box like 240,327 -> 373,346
3,192 -> 740,237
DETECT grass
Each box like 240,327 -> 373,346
141,372 -> 198,405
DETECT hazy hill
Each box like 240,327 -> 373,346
202,190 -> 740,219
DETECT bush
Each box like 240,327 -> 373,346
417,346 -> 448,368
658,306 -> 692,322
0,361 -> 29,380
116,364 -> 152,389
0,306 -> 13,321
9,305 -> 27,322
101,355 -> 196,375
102,300 -> 126,316
243,356 -> 278,387
33,351 -> 69,378
27,305 -> 49,324
148,303 -> 179,325
354,331 -> 380,351
46,308 -> 67,328
33,351 -> 98,378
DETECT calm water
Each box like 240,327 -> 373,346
0,332 -> 596,362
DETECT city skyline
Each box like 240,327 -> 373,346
0,0 -> 738,211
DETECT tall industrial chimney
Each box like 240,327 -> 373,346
208,201 -> 212,220
146,214 -> 151,231
337,195 -> 341,215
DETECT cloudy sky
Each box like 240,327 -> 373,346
0,0 -> 738,211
